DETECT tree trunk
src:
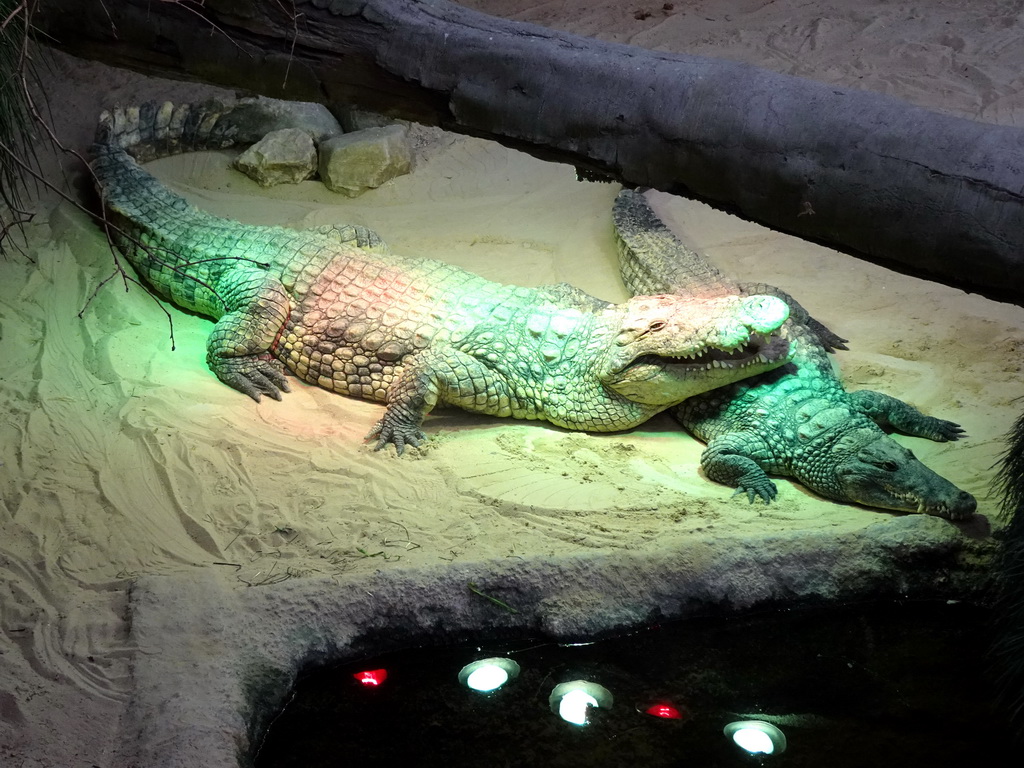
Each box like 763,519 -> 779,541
35,0 -> 1024,304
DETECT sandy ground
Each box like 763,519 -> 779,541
1,1 -> 1023,765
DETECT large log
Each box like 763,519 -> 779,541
34,0 -> 1024,303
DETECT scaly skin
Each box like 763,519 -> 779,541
613,188 -> 976,520
88,102 -> 795,452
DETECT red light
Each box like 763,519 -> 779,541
644,703 -> 684,720
354,668 -> 388,686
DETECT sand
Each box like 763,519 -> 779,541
1,1 -> 1023,765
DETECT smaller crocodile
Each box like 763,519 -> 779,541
88,101 -> 795,452
614,188 -> 976,520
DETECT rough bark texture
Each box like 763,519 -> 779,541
34,0 -> 1024,303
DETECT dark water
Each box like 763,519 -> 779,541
254,601 -> 1015,767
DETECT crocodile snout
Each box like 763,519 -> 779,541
937,489 -> 977,521
737,295 -> 790,334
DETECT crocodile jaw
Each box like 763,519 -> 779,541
600,292 -> 792,404
833,436 -> 977,520
606,331 -> 792,405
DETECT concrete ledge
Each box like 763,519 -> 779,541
119,513 -> 992,768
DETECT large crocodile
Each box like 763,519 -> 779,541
88,101 -> 794,453
613,188 -> 976,520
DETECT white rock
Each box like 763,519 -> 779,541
318,125 -> 412,197
234,128 -> 317,187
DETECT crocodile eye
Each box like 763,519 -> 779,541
880,461 -> 899,472
649,321 -> 667,332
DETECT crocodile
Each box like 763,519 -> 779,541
613,188 -> 976,520
87,101 -> 795,453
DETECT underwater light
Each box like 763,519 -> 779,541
353,668 -> 388,687
642,702 -> 686,720
724,720 -> 787,755
548,681 -> 613,726
457,657 -> 521,693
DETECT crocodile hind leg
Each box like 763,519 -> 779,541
206,276 -> 292,401
847,390 -> 966,442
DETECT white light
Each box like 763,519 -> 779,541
558,689 -> 599,725
733,727 -> 775,754
458,657 -> 520,693
724,720 -> 787,756
548,680 -> 614,726
465,665 -> 509,693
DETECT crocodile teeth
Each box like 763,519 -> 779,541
634,328 -> 788,373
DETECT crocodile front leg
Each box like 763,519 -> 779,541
367,347 -> 517,454
206,276 -> 291,401
847,390 -> 966,442
701,435 -> 779,503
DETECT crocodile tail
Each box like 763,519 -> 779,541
90,100 -> 247,232
89,99 -> 303,318
93,100 -> 252,163
612,188 -> 738,298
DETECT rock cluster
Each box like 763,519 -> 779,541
230,97 -> 413,196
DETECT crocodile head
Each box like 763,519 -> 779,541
827,431 -> 976,520
600,292 -> 793,405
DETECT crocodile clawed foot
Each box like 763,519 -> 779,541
732,476 -> 778,504
810,319 -> 849,353
926,418 -> 967,442
211,354 -> 291,402
366,419 -> 427,455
